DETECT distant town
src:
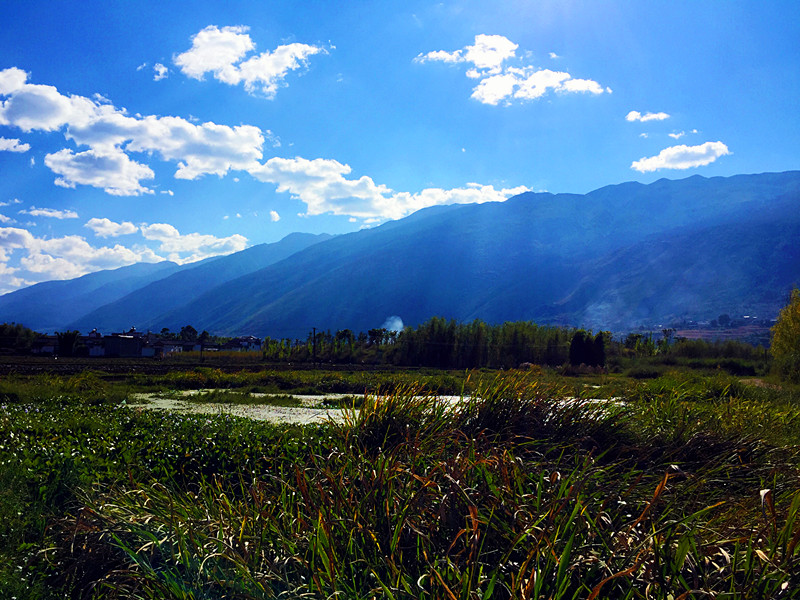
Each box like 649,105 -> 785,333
30,328 -> 263,358
1,308 -> 773,363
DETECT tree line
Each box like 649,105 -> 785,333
261,317 -> 770,370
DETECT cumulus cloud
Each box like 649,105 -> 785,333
0,67 -> 531,221
0,213 -> 11,224
45,148 -> 155,195
248,157 -> 393,218
626,110 -> 670,122
0,68 -> 97,132
415,34 -> 609,106
631,141 -> 730,173
269,210 -> 280,222
0,68 -> 265,194
416,34 -> 517,72
0,198 -> 22,207
248,156 -> 528,220
19,206 -> 79,219
0,225 -> 163,285
140,222 -> 248,263
668,131 -> 685,140
0,216 -> 254,293
174,25 -> 326,98
0,136 -> 30,152
85,217 -> 138,237
153,63 -> 169,81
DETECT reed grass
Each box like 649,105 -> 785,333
2,370 -> 799,598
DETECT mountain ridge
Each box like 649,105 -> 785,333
2,171 -> 798,336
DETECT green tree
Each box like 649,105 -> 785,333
56,330 -> 81,357
569,330 -> 590,366
179,325 -> 198,342
591,332 -> 607,367
0,322 -> 38,353
771,288 -> 800,383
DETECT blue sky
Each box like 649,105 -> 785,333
1,1 -> 798,294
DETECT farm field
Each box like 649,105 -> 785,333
1,362 -> 800,599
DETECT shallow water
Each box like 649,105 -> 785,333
128,390 -> 353,424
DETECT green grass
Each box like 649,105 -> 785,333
126,366 -> 469,397
1,369 -> 799,598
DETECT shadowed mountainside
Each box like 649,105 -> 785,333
1,171 -> 798,336
67,232 -> 332,333
140,171 -> 800,336
0,261 -> 181,332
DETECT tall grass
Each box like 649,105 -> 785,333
2,370 -> 800,598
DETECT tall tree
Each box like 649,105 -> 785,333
771,288 -> 800,383
569,330 -> 589,366
179,325 -> 198,342
56,330 -> 81,357
592,332 -> 606,367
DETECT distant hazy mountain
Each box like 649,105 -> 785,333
0,261 -> 180,332
2,172 -> 798,336
67,232 -> 332,333
140,171 -> 800,336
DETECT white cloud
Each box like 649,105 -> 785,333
0,137 -> 30,152
0,67 -> 265,194
639,133 -> 648,139
248,156 -> 394,218
0,67 -> 29,94
462,34 -> 518,71
0,213 -> 11,223
0,226 -> 163,285
416,35 -> 608,106
66,112 -> 265,180
248,156 -> 529,220
471,72 -> 520,105
0,198 -> 22,207
85,217 -> 138,237
174,25 -> 326,98
416,34 -> 517,73
626,110 -> 670,122
668,131 -> 685,139
174,25 -> 254,81
45,148 -> 155,196
140,222 -> 248,264
0,69 -> 97,132
269,210 -> 280,222
631,141 -> 730,173
0,67 -> 532,222
20,206 -> 79,219
549,52 -> 559,59
153,63 -> 168,81
236,43 -> 327,98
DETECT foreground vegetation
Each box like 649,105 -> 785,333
1,366 -> 799,598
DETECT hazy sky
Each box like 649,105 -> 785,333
1,1 -> 798,294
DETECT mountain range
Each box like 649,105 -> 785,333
1,171 -> 798,337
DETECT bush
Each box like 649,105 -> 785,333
771,288 -> 800,383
